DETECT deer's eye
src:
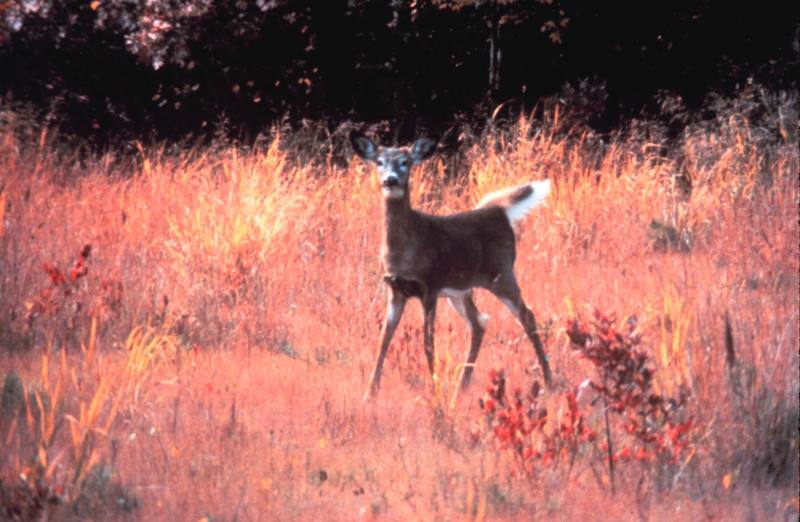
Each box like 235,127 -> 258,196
376,159 -> 385,167
399,159 -> 409,169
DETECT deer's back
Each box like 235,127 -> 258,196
422,207 -> 516,291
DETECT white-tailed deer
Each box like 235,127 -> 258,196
351,132 -> 553,400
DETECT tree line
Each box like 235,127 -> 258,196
1,1 -> 797,145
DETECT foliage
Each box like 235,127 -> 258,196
477,370 -> 596,476
22,243 -> 125,350
565,311 -> 694,467
0,1 -> 795,144
476,309 -> 695,489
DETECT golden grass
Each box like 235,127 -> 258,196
0,108 -> 797,520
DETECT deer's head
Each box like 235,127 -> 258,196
350,132 -> 437,200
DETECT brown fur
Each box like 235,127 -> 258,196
350,132 -> 553,400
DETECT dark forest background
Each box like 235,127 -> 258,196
1,1 -> 798,146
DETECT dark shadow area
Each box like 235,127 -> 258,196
1,1 -> 797,147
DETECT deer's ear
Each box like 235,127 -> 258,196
410,138 -> 436,164
350,132 -> 378,161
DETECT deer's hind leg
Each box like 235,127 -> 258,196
490,273 -> 553,386
445,289 -> 488,389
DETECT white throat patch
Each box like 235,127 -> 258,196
382,186 -> 405,199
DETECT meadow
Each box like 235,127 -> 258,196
1,96 -> 798,520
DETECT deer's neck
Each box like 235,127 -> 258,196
381,191 -> 420,267
382,191 -> 415,238
380,189 -> 435,286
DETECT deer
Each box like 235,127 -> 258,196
351,131 -> 553,400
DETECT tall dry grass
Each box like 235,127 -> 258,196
0,96 -> 798,520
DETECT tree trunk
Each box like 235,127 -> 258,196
486,0 -> 501,102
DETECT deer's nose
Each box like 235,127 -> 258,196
382,176 -> 399,187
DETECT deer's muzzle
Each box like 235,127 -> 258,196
382,176 -> 400,188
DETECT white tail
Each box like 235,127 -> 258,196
477,179 -> 551,225
351,132 -> 553,400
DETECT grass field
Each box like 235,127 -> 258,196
1,99 -> 798,520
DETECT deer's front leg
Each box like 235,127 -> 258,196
365,286 -> 407,400
422,293 -> 438,379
